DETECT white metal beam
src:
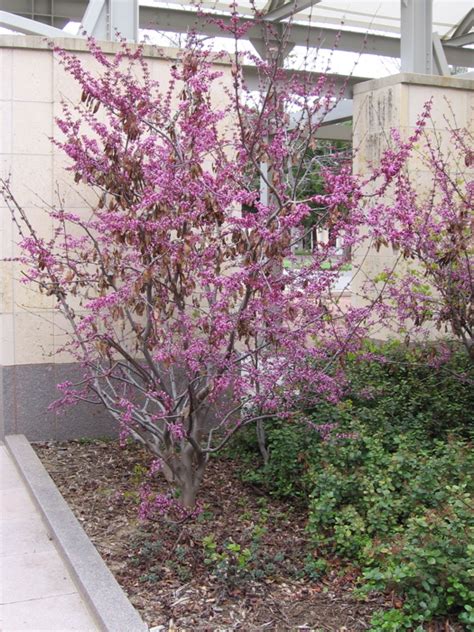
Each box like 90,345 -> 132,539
444,32 -> 474,47
451,7 -> 474,39
111,0 -> 139,42
432,33 -> 450,76
1,2 -> 473,70
81,0 -> 138,41
249,36 -> 295,62
319,100 -> 353,125
315,124 -> 351,141
289,100 -> 353,131
400,0 -> 433,74
140,6 -> 474,68
263,0 -> 322,23
0,10 -> 72,37
242,66 -> 368,98
82,0 -> 106,37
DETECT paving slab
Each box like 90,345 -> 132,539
3,436 -> 148,632
2,549 -> 79,604
0,450 -> 24,490
0,444 -> 99,631
0,517 -> 56,557
0,487 -> 38,521
2,592 -> 99,631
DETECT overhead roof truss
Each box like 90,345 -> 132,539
0,0 -> 474,72
1,1 -> 473,73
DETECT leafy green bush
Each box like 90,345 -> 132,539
362,486 -> 474,630
345,342 -> 474,440
305,434 -> 473,559
227,342 -> 473,628
236,420 -> 314,499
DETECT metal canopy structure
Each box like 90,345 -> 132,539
0,0 -> 473,73
0,1 -> 473,138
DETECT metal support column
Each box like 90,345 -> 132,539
400,0 -> 433,74
82,0 -> 139,41
432,33 -> 450,76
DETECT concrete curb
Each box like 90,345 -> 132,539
5,434 -> 148,632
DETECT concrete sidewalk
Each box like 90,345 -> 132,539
0,443 -> 99,632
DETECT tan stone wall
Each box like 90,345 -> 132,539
351,73 -> 474,339
0,36 -> 233,369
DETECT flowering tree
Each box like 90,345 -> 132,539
360,120 -> 473,360
3,13 -> 469,510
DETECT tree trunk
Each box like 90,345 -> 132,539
180,481 -> 198,509
178,441 -> 207,509
256,419 -> 269,465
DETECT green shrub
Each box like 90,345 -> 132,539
236,420 -> 316,498
362,486 -> 474,629
227,342 -> 473,628
305,433 -> 473,557
345,342 -> 474,441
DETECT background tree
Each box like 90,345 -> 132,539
363,122 -> 473,360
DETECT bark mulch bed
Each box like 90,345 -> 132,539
34,439 -> 389,631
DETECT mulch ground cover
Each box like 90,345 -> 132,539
34,439 -> 391,631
